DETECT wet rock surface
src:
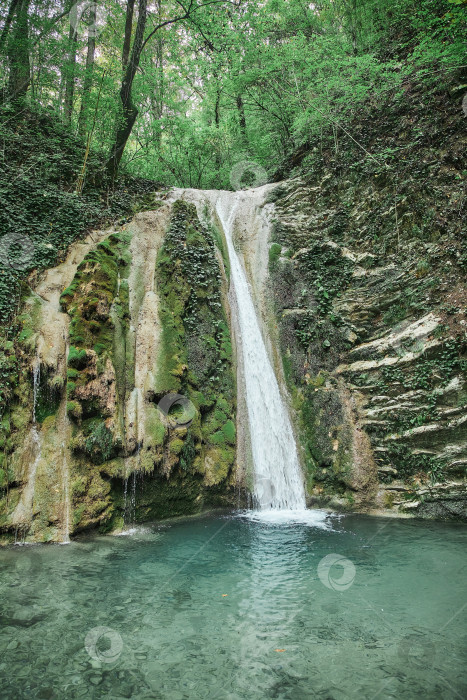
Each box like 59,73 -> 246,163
0,202 -> 237,543
268,171 -> 466,519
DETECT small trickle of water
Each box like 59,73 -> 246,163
123,473 -> 129,523
12,354 -> 43,529
61,440 -> 71,544
30,356 -> 42,457
123,463 -> 140,526
32,356 -> 40,426
60,340 -> 72,544
130,470 -> 137,522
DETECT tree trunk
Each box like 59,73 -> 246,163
106,0 -> 147,180
348,0 -> 359,55
122,0 -> 136,69
64,21 -> 78,124
150,14 -> 164,148
7,0 -> 30,101
0,0 -> 20,53
215,89 -> 221,127
78,4 -> 97,137
236,94 -> 248,144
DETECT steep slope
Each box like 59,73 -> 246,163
266,82 -> 466,519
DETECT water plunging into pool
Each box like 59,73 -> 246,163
11,353 -> 42,537
171,186 -> 308,516
214,190 -> 306,514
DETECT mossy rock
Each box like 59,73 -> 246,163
221,420 -> 236,444
204,446 -> 235,486
209,431 -> 226,446
145,406 -> 166,448
153,199 -> 236,490
169,438 -> 185,455
68,346 -> 87,369
67,401 -> 82,419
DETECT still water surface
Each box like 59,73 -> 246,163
0,511 -> 465,699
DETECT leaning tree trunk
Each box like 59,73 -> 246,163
7,0 -> 30,101
106,0 -> 147,180
150,24 -> 164,148
0,0 -> 20,54
122,0 -> 136,69
64,21 -> 78,124
214,85 -> 222,168
78,4 -> 96,137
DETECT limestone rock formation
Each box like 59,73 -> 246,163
1,173 -> 465,544
0,201 -> 237,543
268,176 -> 466,519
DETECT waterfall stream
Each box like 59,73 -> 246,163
61,438 -> 71,544
61,339 -> 71,544
214,191 -> 306,512
173,186 -> 307,514
32,358 -> 40,424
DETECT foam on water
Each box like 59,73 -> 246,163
115,525 -> 153,537
239,508 -> 335,528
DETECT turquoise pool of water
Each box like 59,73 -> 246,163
0,511 -> 465,699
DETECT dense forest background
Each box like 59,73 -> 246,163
1,0 -> 466,187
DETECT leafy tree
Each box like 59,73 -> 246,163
0,0 -> 464,185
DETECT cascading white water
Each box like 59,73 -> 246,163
32,358 -> 40,424
214,192 -> 307,512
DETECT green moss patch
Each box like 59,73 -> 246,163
155,200 -> 236,484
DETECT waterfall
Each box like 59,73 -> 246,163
29,355 -> 42,508
32,358 -> 40,424
170,185 -> 308,514
214,190 -> 306,512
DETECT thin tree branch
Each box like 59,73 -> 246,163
32,0 -> 76,46
141,0 -> 237,53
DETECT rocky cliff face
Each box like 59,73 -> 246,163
268,171 -> 466,519
1,149 -> 465,542
0,200 -> 237,543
